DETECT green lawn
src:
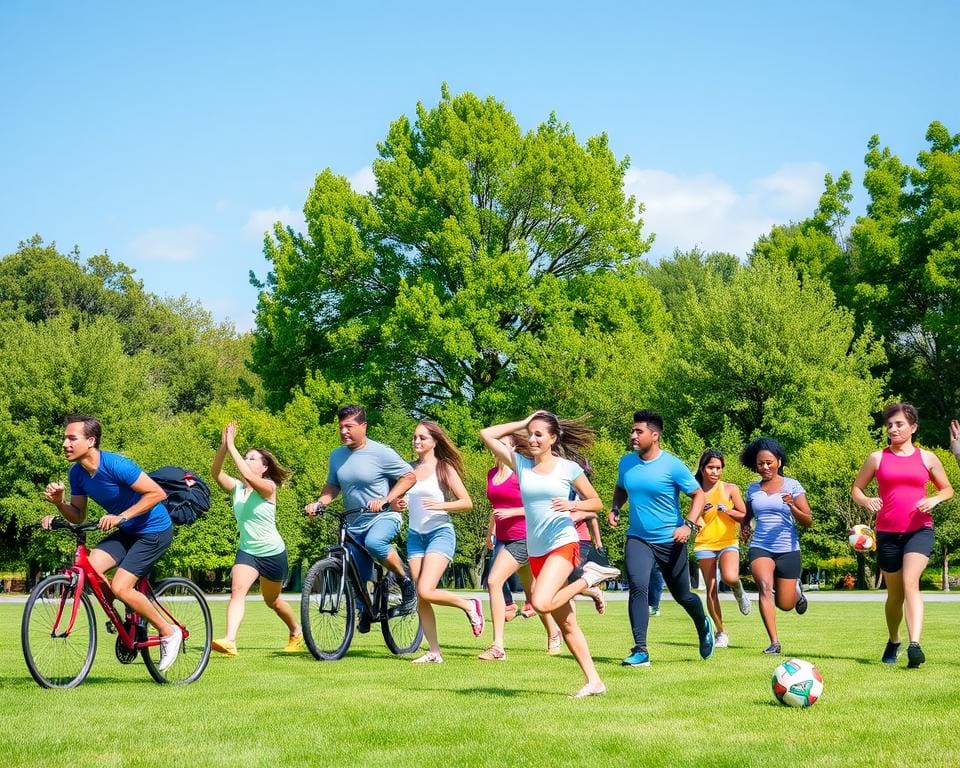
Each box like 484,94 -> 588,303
2,596 -> 959,767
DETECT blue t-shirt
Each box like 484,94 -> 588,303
745,477 -> 805,553
513,453 -> 582,557
617,450 -> 700,544
326,439 -> 413,529
68,451 -> 172,535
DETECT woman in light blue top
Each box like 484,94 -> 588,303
740,437 -> 813,655
210,421 -> 300,656
481,411 -> 618,699
395,420 -> 479,664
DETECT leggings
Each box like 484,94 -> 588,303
625,536 -> 706,651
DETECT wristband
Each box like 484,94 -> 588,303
684,519 -> 701,533
611,506 -> 621,517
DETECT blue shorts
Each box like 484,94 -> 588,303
95,526 -> 174,578
693,545 -> 740,561
235,548 -> 288,583
407,525 -> 456,561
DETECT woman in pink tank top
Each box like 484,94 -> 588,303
478,434 -> 560,661
852,402 -> 953,668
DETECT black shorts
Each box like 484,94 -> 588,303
498,538 -> 529,566
876,528 -> 934,573
748,547 -> 801,580
95,527 -> 174,578
235,548 -> 289,583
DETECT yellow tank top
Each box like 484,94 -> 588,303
694,483 -> 739,550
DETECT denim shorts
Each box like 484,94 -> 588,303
407,525 -> 456,561
693,544 -> 740,561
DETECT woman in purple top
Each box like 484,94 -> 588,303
740,437 -> 813,655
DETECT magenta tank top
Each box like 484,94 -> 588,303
876,447 -> 933,533
487,468 -> 527,541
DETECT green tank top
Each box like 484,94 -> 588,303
233,483 -> 285,557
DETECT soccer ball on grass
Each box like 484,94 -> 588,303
771,658 -> 824,708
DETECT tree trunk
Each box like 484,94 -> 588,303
942,546 -> 950,592
855,552 -> 868,589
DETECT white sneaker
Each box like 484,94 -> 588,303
159,626 -> 183,672
734,582 -> 751,615
715,631 -> 729,648
581,561 -> 621,588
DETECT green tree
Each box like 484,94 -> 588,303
250,87 -> 654,435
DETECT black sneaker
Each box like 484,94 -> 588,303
882,640 -> 901,664
357,610 -> 371,634
104,620 -> 117,635
907,642 -> 925,668
795,590 -> 808,615
762,642 -> 782,654
400,577 -> 417,613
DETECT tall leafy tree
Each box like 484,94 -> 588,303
250,87 -> 655,435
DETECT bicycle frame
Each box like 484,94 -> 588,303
321,511 -> 395,621
51,523 -> 187,651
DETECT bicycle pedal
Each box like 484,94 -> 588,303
105,620 -> 117,635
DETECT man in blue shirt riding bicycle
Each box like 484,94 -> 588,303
40,414 -> 183,671
305,405 -> 417,629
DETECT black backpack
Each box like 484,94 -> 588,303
149,466 -> 211,525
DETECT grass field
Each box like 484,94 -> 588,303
2,594 -> 959,767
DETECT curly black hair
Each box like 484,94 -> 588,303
739,437 -> 786,475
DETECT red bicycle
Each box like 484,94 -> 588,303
21,519 -> 212,688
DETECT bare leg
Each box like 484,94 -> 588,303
409,557 -> 439,654
223,563 -> 259,642
259,577 -> 299,636
751,557 -> 778,645
698,557 -> 722,633
516,563 -> 559,638
487,548 -> 522,649
110,568 -> 173,637
901,553 -> 929,644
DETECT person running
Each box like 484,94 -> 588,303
852,403 -> 953,667
210,421 -> 300,656
394,421 -> 481,664
692,449 -> 751,649
740,437 -> 813,655
480,434 -> 561,661
481,411 -> 619,698
304,405 -> 417,630
40,414 -> 181,671
610,410 -> 713,667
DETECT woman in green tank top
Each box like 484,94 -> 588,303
210,421 -> 301,656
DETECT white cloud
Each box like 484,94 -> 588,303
205,297 -> 256,333
128,225 -> 212,263
243,207 -> 306,240
348,165 -> 376,195
624,162 -> 827,258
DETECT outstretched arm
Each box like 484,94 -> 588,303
211,424 -> 238,493
224,422 -> 275,502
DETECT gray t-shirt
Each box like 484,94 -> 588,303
326,439 -> 413,527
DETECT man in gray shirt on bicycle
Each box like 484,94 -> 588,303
306,405 -> 417,627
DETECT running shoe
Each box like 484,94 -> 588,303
570,682 -> 607,699
411,651 -> 443,664
795,589 -> 808,615
400,576 -> 417,613
649,606 -> 660,617
283,633 -> 303,653
159,626 -> 183,671
548,631 -> 563,654
212,637 -> 238,657
357,610 -> 372,634
882,640 -> 901,664
478,644 -> 506,661
467,597 -> 485,637
714,631 -> 729,648
698,617 -> 715,660
581,561 -> 621,588
907,642 -> 925,668
622,648 -> 651,666
733,582 -> 751,615
762,642 -> 782,655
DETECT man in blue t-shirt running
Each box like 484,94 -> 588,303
609,409 -> 713,667
305,405 -> 417,625
41,414 -> 182,671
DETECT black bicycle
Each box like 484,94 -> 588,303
300,505 -> 423,660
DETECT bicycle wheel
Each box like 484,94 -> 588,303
381,574 -> 423,655
141,577 -> 212,684
301,557 -> 355,660
22,574 -> 97,689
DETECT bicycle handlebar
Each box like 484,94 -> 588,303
45,519 -> 101,532
309,501 -> 392,518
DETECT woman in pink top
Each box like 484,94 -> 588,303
479,435 -> 561,661
852,402 -> 953,667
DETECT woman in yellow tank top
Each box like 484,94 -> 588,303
693,450 -> 750,648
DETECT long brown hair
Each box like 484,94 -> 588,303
251,448 -> 293,485
526,412 -> 594,472
415,420 -> 465,495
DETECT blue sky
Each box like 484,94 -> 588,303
2,2 -> 958,331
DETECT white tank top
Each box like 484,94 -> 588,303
407,471 -> 451,533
